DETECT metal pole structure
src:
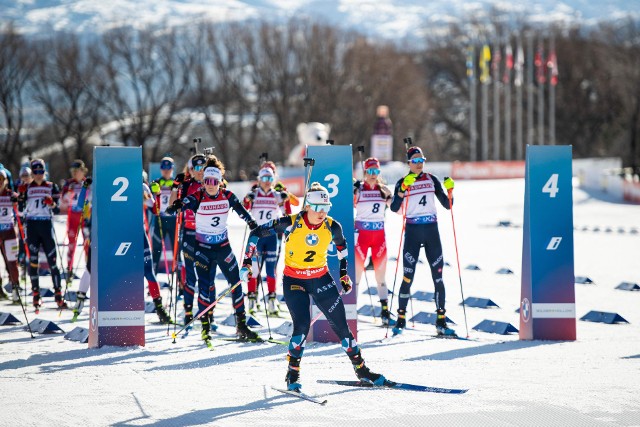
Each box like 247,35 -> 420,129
468,46 -> 478,162
515,39 -> 524,159
527,34 -> 534,147
481,43 -> 490,161
549,37 -> 556,146
504,42 -> 513,161
537,38 -> 545,146
492,42 -> 501,160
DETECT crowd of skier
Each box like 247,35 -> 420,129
0,142 -> 456,391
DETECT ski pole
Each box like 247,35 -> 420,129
447,188 -> 469,338
171,280 -> 243,341
385,189 -> 408,339
169,187 -> 183,337
12,204 -> 35,337
256,254 -> 274,340
285,157 -> 315,243
13,204 -> 30,307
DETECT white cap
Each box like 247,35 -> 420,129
306,188 -> 331,206
258,167 -> 274,178
203,167 -> 222,182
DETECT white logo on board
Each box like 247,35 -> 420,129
546,237 -> 562,250
115,242 -> 132,256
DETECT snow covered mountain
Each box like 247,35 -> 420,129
2,0 -> 638,43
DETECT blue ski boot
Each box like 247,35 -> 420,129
392,309 -> 406,335
435,309 -> 457,336
285,356 -> 302,391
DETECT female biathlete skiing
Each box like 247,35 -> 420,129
167,158 -> 261,345
390,146 -> 456,336
242,166 -> 289,315
353,157 -> 394,325
241,182 -> 388,391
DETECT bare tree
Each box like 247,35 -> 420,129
0,24 -> 35,172
97,25 -> 194,165
30,33 -> 105,169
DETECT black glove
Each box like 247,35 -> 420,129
248,219 -> 258,231
245,192 -> 256,201
83,177 -> 92,188
172,173 -> 185,188
165,199 -> 183,215
339,267 -> 352,295
250,183 -> 258,191
10,193 -> 19,203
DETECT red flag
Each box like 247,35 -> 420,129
547,50 -> 558,86
535,43 -> 545,84
503,44 -> 513,84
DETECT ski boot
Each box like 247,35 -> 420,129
267,292 -> 279,316
247,292 -> 258,315
285,355 -> 302,391
72,291 -> 87,322
354,362 -> 387,386
435,309 -> 457,337
184,304 -> 193,326
201,316 -> 213,349
392,309 -> 406,335
153,297 -> 172,324
11,284 -> 21,304
54,289 -> 69,309
236,313 -> 262,341
33,291 -> 42,314
380,299 -> 396,326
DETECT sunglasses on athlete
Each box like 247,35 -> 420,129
409,157 -> 426,164
203,177 -> 220,186
260,176 -> 274,182
365,168 -> 381,175
308,203 -> 331,213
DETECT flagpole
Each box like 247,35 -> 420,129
515,38 -> 524,160
467,46 -> 478,161
537,38 -> 545,146
504,42 -> 513,161
493,42 -> 501,160
549,37 -> 557,145
527,34 -> 534,147
480,44 -> 490,161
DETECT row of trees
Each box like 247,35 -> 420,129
1,16 -> 639,183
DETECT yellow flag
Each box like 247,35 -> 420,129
479,44 -> 491,83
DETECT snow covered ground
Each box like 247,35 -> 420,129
1,178 -> 639,426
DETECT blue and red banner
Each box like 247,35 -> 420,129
520,145 -> 576,340
89,147 -> 144,348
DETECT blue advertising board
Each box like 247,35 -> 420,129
89,147 -> 144,348
520,145 -> 576,340
306,145 -> 357,342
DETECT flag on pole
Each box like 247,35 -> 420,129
503,43 -> 513,84
492,44 -> 501,75
535,42 -> 545,84
547,49 -> 558,86
480,44 -> 491,84
514,42 -> 524,87
466,46 -> 475,80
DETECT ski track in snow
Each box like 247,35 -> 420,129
1,178 -> 639,426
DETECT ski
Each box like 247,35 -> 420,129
271,386 -> 327,405
216,336 -> 287,345
317,379 -> 468,394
